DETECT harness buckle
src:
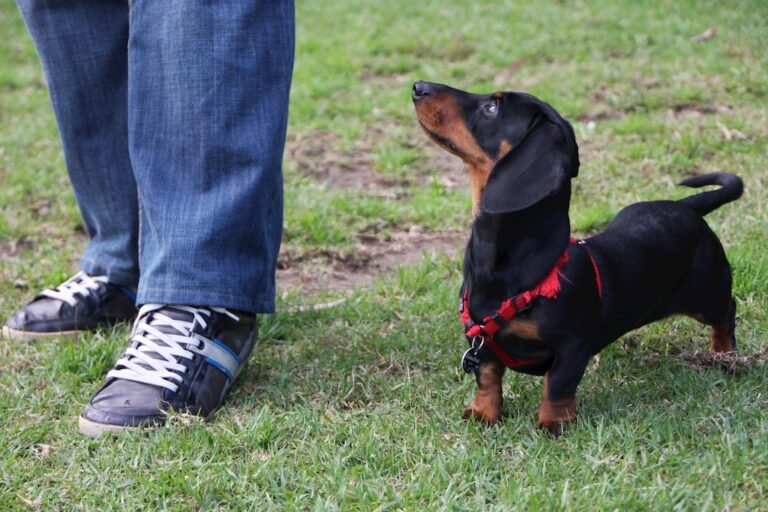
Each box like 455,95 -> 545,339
461,335 -> 485,374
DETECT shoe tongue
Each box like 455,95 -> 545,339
154,306 -> 196,326
159,306 -> 214,337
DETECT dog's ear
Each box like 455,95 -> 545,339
480,113 -> 579,214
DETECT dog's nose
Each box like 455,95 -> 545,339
412,81 -> 433,100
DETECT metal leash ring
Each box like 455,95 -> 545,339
461,335 -> 485,374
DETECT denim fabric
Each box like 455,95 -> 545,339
16,0 -> 139,287
16,0 -> 295,313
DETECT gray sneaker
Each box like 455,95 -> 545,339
78,304 -> 257,437
2,271 -> 137,341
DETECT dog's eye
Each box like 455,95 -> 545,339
484,100 -> 499,115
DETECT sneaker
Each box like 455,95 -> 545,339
2,271 -> 137,341
78,304 -> 256,437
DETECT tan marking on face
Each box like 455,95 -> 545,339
498,139 -> 514,159
461,359 -> 505,424
415,93 -> 494,214
415,93 -> 516,217
467,139 -> 515,217
467,164 -> 490,218
502,319 -> 541,340
415,93 -> 491,166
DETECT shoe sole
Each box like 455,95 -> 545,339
78,375 -> 238,438
1,325 -> 82,341
78,415 -> 149,438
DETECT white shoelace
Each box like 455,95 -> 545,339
107,304 -> 239,392
40,271 -> 109,307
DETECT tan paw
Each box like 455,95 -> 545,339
462,403 -> 502,424
538,396 -> 577,438
537,417 -> 573,438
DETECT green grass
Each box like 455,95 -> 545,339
1,0 -> 767,509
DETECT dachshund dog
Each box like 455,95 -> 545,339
412,81 -> 743,436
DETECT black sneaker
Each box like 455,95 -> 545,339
78,304 -> 257,437
2,271 -> 137,341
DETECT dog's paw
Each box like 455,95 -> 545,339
462,404 -> 502,425
538,418 -> 569,438
538,396 -> 576,437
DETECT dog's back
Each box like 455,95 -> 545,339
588,192 -> 735,347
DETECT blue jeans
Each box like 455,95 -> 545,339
16,0 -> 295,313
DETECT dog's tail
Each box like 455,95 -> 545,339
678,172 -> 743,216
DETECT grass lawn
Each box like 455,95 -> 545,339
1,0 -> 767,509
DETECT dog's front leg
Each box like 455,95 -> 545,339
462,358 -> 506,424
538,345 -> 590,437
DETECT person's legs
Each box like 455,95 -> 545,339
4,0 -> 139,340
129,0 -> 295,313
15,0 -> 139,285
79,0 -> 295,436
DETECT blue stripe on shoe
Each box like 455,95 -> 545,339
121,287 -> 137,301
205,357 -> 234,381
212,338 -> 242,364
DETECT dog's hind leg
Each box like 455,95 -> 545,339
462,359 -> 505,424
709,297 -> 737,353
674,234 -> 736,353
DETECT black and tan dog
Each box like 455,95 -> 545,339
412,81 -> 743,435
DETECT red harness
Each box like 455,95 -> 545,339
459,238 -> 602,372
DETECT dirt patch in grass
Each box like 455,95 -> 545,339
286,126 -> 467,190
669,101 -> 719,116
277,228 -> 463,296
639,341 -> 768,375
579,83 -> 728,123
578,109 -> 627,123
578,100 -> 724,123
286,130 -> 404,190
0,237 -> 32,262
683,348 -> 768,374
280,126 -> 469,298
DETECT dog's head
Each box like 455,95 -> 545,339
412,81 -> 579,216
